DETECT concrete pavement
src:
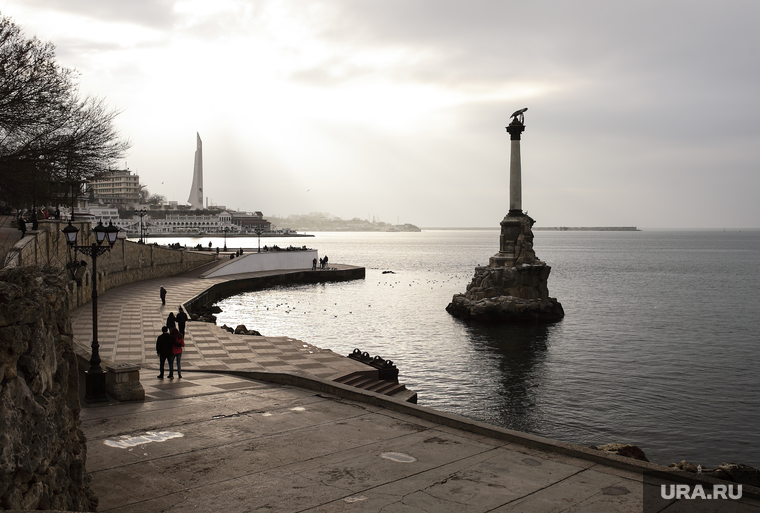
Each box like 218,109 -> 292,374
83,371 -> 651,512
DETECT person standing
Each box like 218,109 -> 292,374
176,306 -> 188,336
155,327 -> 175,379
323,255 -> 328,268
312,258 -> 317,270
17,216 -> 26,238
160,286 -> 167,305
170,328 -> 185,379
166,312 -> 176,332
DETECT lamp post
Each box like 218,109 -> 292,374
223,226 -> 229,251
134,208 -> 147,244
62,220 -> 119,403
253,226 -> 264,253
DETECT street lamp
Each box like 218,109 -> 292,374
253,226 -> 265,253
223,226 -> 229,251
62,220 -> 119,403
134,208 -> 147,244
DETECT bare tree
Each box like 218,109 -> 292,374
0,14 -> 130,214
139,187 -> 166,206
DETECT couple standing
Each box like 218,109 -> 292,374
156,326 -> 185,379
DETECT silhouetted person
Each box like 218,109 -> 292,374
17,216 -> 26,238
160,286 -> 167,305
166,312 -> 176,331
323,255 -> 328,268
155,327 -> 175,379
176,306 -> 188,335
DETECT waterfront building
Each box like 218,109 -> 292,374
88,169 -> 141,205
230,211 -> 272,232
149,210 -> 242,234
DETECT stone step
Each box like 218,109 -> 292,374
333,371 -> 414,402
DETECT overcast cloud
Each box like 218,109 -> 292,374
3,0 -> 758,228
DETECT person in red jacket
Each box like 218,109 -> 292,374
170,327 -> 185,379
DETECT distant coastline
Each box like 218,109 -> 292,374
422,226 -> 641,231
533,227 -> 640,231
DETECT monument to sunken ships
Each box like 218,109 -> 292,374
446,108 -> 564,323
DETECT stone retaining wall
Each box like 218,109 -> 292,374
3,219 -> 216,311
0,268 -> 96,511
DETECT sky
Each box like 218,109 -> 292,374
3,0 -> 759,228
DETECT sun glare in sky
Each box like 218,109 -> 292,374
3,0 -> 758,228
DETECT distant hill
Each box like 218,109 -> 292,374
269,213 -> 421,232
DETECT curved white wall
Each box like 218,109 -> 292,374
205,250 -> 318,278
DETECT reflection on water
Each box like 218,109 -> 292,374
464,323 -> 552,434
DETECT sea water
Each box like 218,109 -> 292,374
166,229 -> 760,467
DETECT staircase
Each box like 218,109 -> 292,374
333,370 -> 417,403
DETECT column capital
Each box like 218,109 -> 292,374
506,120 -> 525,140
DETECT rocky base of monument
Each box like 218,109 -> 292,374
0,268 -> 96,511
446,263 -> 564,323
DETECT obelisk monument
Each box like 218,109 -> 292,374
187,133 -> 203,209
446,108 -> 564,323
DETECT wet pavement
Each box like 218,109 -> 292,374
83,371 -> 652,512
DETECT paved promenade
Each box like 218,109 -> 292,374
70,261 -> 368,379
74,261 -> 760,512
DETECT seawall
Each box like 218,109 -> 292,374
184,266 -> 365,313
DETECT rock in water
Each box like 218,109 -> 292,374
446,265 -> 564,323
447,213 -> 563,323
594,443 -> 649,462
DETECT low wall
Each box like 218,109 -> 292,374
3,219 -> 217,311
204,250 -> 317,278
185,267 -> 365,313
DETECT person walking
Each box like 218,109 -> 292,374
170,328 -> 185,379
160,286 -> 167,305
155,327 -> 175,379
176,306 -> 188,336
166,311 -> 176,332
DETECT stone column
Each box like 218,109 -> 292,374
506,117 -> 525,216
490,116 -> 534,268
